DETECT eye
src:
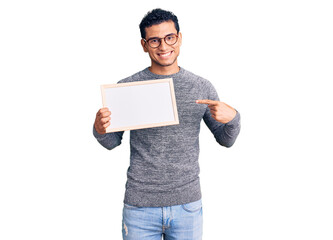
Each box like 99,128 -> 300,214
149,38 -> 159,44
166,35 -> 175,41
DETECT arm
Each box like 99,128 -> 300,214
202,106 -> 241,147
93,107 -> 124,150
196,82 -> 241,147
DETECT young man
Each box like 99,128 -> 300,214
93,8 -> 241,240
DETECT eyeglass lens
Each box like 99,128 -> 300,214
147,34 -> 178,48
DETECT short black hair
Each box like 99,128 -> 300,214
139,8 -> 180,39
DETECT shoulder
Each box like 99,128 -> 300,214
182,68 -> 219,100
182,68 -> 216,91
117,68 -> 148,84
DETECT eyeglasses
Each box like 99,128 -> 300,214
144,33 -> 179,48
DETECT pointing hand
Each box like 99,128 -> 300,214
196,99 -> 236,124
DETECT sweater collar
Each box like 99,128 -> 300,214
142,67 -> 185,79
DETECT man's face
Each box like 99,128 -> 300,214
141,21 -> 182,68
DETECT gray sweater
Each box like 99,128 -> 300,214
93,67 -> 241,207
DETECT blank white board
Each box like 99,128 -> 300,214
101,78 -> 179,132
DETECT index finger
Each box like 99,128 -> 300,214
97,107 -> 110,116
100,107 -> 109,112
196,99 -> 219,105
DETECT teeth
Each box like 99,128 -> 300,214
159,52 -> 171,57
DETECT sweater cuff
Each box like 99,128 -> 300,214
93,125 -> 108,140
225,110 -> 240,127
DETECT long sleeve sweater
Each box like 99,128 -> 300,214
93,67 -> 241,207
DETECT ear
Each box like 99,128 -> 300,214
178,32 -> 182,47
141,39 -> 148,52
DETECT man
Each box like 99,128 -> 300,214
93,8 -> 241,240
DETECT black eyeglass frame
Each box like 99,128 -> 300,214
143,33 -> 179,49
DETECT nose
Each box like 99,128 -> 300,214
158,39 -> 168,50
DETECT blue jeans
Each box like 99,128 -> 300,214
122,199 -> 203,240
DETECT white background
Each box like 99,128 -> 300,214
0,0 -> 332,239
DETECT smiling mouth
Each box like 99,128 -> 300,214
157,51 -> 173,57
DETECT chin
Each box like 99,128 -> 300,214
154,59 -> 177,67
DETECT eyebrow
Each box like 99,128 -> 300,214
146,33 -> 176,40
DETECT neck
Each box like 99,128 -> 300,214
149,62 -> 180,75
